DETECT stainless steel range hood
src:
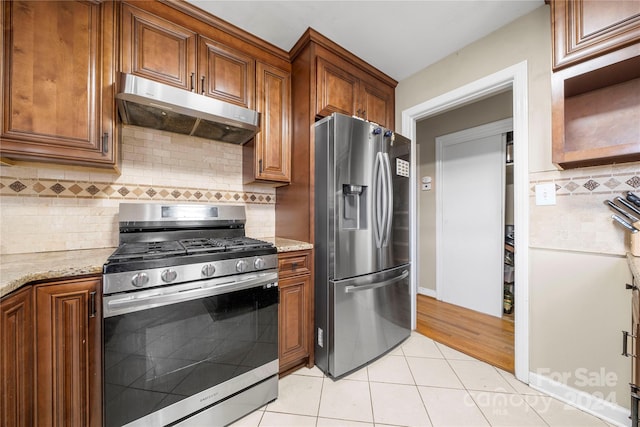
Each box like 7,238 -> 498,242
116,73 -> 260,144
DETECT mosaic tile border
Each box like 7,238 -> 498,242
0,177 -> 275,204
529,171 -> 640,197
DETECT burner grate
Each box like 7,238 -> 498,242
109,241 -> 186,261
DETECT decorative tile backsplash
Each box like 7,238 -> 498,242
0,176 -> 274,204
529,162 -> 640,255
0,126 -> 276,255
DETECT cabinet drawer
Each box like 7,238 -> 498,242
278,251 -> 311,278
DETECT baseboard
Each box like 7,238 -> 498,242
528,372 -> 631,427
418,287 -> 436,297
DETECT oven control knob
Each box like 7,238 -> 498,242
131,272 -> 149,288
254,258 -> 265,270
161,269 -> 177,283
201,264 -> 216,277
236,260 -> 248,273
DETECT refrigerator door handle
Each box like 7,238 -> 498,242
373,152 -> 385,248
342,269 -> 409,293
382,152 -> 393,247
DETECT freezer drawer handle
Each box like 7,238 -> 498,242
344,269 -> 409,293
622,330 -> 637,358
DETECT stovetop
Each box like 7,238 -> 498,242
108,237 -> 274,261
103,236 -> 276,275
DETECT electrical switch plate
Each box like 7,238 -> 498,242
535,183 -> 556,206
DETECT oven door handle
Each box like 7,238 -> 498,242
103,271 -> 278,318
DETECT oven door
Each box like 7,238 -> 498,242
102,271 -> 279,427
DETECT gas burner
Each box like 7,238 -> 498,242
210,237 -> 274,251
108,241 -> 186,261
178,238 -> 225,254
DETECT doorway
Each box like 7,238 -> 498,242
436,119 -> 512,318
403,61 -> 529,382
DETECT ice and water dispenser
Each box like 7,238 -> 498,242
342,184 -> 367,230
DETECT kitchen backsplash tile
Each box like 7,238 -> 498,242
530,162 -> 640,255
0,126 -> 275,255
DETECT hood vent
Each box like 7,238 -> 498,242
116,73 -> 260,145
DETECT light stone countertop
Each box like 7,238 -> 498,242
0,247 -> 116,298
0,238 -> 313,299
261,237 -> 313,253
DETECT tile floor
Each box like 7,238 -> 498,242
230,332 -> 616,427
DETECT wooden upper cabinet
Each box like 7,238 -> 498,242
550,0 -> 640,168
250,62 -> 291,183
198,37 -> 255,108
316,57 -> 359,118
552,0 -> 640,70
35,277 -> 101,427
121,3 -> 257,106
0,0 -> 118,168
315,51 -> 395,128
360,79 -> 394,130
121,3 -> 197,91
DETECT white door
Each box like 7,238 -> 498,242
436,120 -> 510,318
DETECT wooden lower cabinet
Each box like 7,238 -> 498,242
0,275 -> 102,427
278,250 -> 314,375
0,286 -> 33,427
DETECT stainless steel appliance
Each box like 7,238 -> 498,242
102,203 -> 278,427
314,113 -> 412,378
116,73 -> 260,144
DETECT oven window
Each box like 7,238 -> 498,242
103,285 -> 278,427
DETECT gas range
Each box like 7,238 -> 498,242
102,203 -> 277,295
102,203 -> 280,427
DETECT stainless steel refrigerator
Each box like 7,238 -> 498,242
314,113 -> 411,378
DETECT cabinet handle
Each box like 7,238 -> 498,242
627,283 -> 638,290
190,73 -> 195,92
623,330 -> 637,357
201,76 -> 205,95
102,133 -> 109,154
362,110 -> 366,119
291,262 -> 298,270
89,291 -> 97,318
259,159 -> 263,174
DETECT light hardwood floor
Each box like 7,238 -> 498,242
416,294 -> 515,373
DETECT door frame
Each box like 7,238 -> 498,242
401,61 -> 529,383
435,118 -> 512,316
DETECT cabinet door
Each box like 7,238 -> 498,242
1,287 -> 33,427
254,62 -> 291,182
552,0 -> 640,70
316,57 -> 359,118
360,80 -> 395,129
198,36 -> 255,108
121,3 -> 197,91
1,0 -> 117,167
279,275 -> 311,373
35,277 -> 101,427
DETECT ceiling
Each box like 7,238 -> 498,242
187,1 -> 545,82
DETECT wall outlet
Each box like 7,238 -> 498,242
535,183 -> 556,206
